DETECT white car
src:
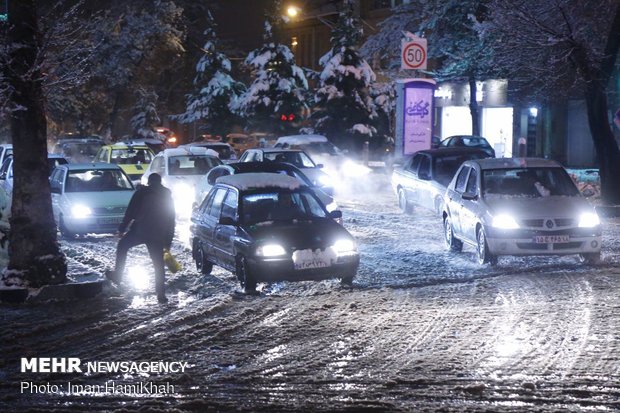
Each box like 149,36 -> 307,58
443,158 -> 602,265
238,148 -> 334,195
49,163 -> 134,238
274,134 -> 371,185
0,153 -> 68,197
141,146 -> 223,217
180,142 -> 238,163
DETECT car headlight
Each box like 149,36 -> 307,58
317,175 -> 332,187
325,201 -> 338,213
256,244 -> 287,257
71,204 -> 92,218
578,212 -> 600,228
492,214 -> 519,229
173,183 -> 195,207
332,239 -> 357,254
342,160 -> 371,177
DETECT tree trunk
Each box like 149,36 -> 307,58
3,0 -> 67,287
584,83 -> 620,205
468,77 -> 481,136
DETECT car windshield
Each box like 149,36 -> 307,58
61,142 -> 102,158
433,153 -> 487,186
168,155 -> 220,175
300,142 -> 339,156
264,152 -> 316,168
65,169 -> 133,192
454,137 -> 490,148
208,145 -> 233,159
241,189 -> 327,224
482,167 -> 580,198
110,148 -> 153,165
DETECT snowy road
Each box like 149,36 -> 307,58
2,174 -> 620,411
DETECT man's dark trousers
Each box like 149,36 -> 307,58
115,229 -> 166,297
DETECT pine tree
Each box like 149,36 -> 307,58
130,88 -> 161,139
173,10 -> 245,138
312,0 -> 377,151
233,17 -> 309,135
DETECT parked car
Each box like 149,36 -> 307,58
141,146 -> 222,217
274,135 -> 370,181
181,141 -> 238,163
49,163 -> 134,238
239,148 -> 334,195
0,153 -> 68,197
439,135 -> 495,158
226,133 -> 258,155
51,138 -> 104,163
392,148 -> 491,215
0,144 -> 13,167
94,143 -> 154,184
194,161 -> 338,215
443,158 -> 602,265
119,136 -> 168,154
190,173 -> 359,292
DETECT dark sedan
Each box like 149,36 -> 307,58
190,173 -> 359,292
439,135 -> 496,158
391,148 -> 490,215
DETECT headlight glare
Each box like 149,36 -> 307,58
342,160 -> 371,177
492,214 -> 519,229
318,175 -> 332,187
332,239 -> 356,254
578,212 -> 600,228
256,244 -> 287,257
325,201 -> 338,212
71,204 -> 92,218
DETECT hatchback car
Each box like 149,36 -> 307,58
141,146 -> 222,217
443,158 -> 602,265
392,148 -> 490,215
194,161 -> 338,214
0,154 -> 68,197
49,163 -> 134,238
190,173 -> 359,292
440,135 -> 495,158
239,148 -> 334,195
94,143 -> 154,184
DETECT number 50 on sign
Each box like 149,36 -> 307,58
401,38 -> 427,70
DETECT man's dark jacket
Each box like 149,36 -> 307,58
119,183 -> 175,247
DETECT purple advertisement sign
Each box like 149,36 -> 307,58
403,82 -> 434,155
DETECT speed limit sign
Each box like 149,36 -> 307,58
401,38 -> 427,70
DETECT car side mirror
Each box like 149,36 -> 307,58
316,163 -> 324,169
0,172 -> 6,180
329,210 -> 342,219
219,216 -> 237,226
461,192 -> 478,201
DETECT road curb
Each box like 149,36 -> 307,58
1,280 -> 105,304
595,205 -> 620,218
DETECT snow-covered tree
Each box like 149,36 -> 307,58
130,88 -> 161,139
233,20 -> 309,135
362,0 -> 493,136
371,82 -> 396,146
479,0 -> 620,204
312,0 -> 377,151
173,10 -> 245,138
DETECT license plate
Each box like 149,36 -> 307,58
533,235 -> 570,243
98,217 -> 123,225
292,249 -> 334,270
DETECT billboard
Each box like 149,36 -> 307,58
402,80 -> 435,155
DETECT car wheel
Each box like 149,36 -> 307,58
193,241 -> 213,275
444,216 -> 463,252
398,188 -> 412,214
236,255 -> 256,293
476,226 -> 497,265
58,215 -> 76,239
340,271 -> 355,286
578,252 -> 601,265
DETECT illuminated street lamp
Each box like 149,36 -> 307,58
287,5 -> 301,18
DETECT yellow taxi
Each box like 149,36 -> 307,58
94,143 -> 154,184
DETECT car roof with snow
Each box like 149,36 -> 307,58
250,148 -> 305,153
275,135 -> 328,145
59,162 -> 123,170
469,158 -> 562,170
217,173 -> 302,192
158,146 -> 219,158
184,142 -> 232,148
104,143 -> 151,150
227,161 -> 303,174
